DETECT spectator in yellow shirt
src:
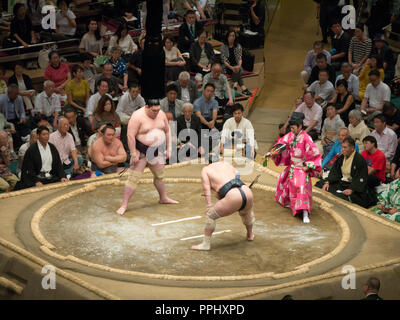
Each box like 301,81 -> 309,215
65,65 -> 90,117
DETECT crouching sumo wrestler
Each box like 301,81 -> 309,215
191,161 -> 255,251
116,99 -> 178,215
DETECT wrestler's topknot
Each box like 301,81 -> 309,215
146,99 -> 160,107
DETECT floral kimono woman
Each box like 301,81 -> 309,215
373,179 -> 400,223
266,112 -> 322,223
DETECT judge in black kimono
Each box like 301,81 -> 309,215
16,126 -> 67,190
322,137 -> 377,208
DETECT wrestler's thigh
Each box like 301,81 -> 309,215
148,161 -> 164,173
148,154 -> 166,167
214,190 -> 242,217
131,157 -> 148,172
241,186 -> 254,212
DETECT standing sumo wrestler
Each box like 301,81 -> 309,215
116,99 -> 178,215
265,112 -> 322,223
192,160 -> 255,251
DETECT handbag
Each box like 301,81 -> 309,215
95,55 -> 108,67
242,48 -> 255,72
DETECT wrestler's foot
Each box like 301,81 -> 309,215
247,233 -> 255,241
116,206 -> 127,215
303,211 -> 310,224
159,197 -> 179,204
191,242 -> 211,251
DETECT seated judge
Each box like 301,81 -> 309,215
321,137 -> 377,208
16,126 -> 67,190
176,102 -> 204,160
160,84 -> 184,121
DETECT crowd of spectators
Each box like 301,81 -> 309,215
285,1 -> 400,223
0,1 -> 267,193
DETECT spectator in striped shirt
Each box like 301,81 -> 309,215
348,23 -> 372,75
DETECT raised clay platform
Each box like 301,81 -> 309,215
0,160 -> 400,299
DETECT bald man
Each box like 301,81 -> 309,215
49,117 -> 81,175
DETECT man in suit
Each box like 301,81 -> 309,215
16,126 -> 67,190
174,71 -> 199,104
160,83 -> 185,121
64,107 -> 92,153
178,10 -> 204,53
322,137 -> 377,208
362,277 -> 383,300
176,102 -> 204,161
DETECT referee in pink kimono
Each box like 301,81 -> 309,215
265,112 -> 322,223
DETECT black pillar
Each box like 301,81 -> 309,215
141,0 -> 165,100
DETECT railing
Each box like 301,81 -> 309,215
0,38 -> 81,64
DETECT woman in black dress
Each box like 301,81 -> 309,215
330,79 -> 355,126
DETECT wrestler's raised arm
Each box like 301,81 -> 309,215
201,167 -> 212,207
127,113 -> 141,161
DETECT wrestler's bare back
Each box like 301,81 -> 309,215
128,107 -> 168,148
202,162 -> 240,192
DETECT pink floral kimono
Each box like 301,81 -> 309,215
272,130 -> 322,216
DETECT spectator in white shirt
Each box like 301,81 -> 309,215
348,109 -> 371,152
361,69 -> 391,122
86,78 -> 112,130
306,69 -> 335,106
282,92 -> 323,141
220,104 -> 258,159
371,114 -> 398,170
34,80 -> 61,128
116,84 -> 145,125
295,92 -> 322,141
56,0 -> 77,37
107,22 -> 137,57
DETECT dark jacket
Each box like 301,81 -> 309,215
249,1 -> 266,37
10,16 -> 33,44
332,31 -> 352,63
308,63 -> 337,85
371,43 -> 395,73
19,142 -> 65,189
189,41 -> 215,70
177,114 -> 202,146
68,117 -> 92,147
327,151 -> 369,194
178,21 -> 204,53
173,79 -> 199,104
8,74 -> 34,91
